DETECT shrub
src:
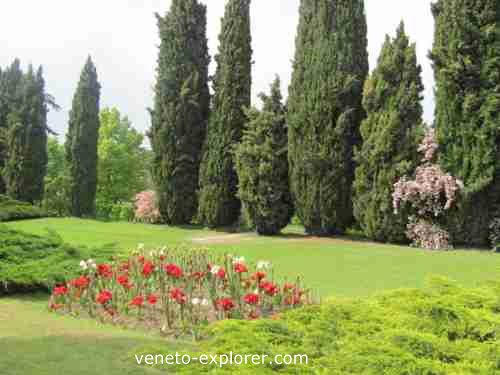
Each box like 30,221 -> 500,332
133,191 -> 161,223
48,248 -> 313,338
0,194 -> 48,222
0,225 -> 115,294
393,130 -> 463,249
134,278 -> 500,374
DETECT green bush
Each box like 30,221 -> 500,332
0,225 -> 115,294
135,278 -> 500,374
0,194 -> 48,222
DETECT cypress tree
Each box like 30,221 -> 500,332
430,0 -> 500,245
197,0 -> 252,228
65,57 -> 101,217
234,77 -> 294,235
353,22 -> 424,243
2,64 -> 49,203
0,60 -> 23,195
149,0 -> 210,225
287,0 -> 369,235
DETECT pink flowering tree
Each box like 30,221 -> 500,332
393,129 -> 463,250
134,191 -> 161,224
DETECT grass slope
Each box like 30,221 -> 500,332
5,218 -> 500,297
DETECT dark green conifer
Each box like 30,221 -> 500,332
235,77 -> 294,235
354,22 -> 424,243
2,64 -> 49,203
287,0 -> 369,235
149,0 -> 210,225
197,0 -> 252,228
65,57 -> 101,217
430,0 -> 500,245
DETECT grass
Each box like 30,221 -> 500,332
2,218 -> 500,374
0,294 -> 188,375
5,218 -> 500,297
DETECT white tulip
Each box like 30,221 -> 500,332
192,298 -> 200,305
257,261 -> 271,270
137,243 -> 145,251
210,265 -> 221,275
79,260 -> 88,270
201,299 -> 209,306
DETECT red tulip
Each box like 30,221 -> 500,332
70,276 -> 90,289
234,263 -> 248,273
130,295 -> 145,307
53,285 -> 68,296
216,298 -> 235,312
147,294 -> 158,305
97,264 -> 113,279
96,290 -> 113,305
169,288 -> 187,304
164,263 -> 183,279
243,293 -> 259,305
142,261 -> 155,277
260,281 -> 279,296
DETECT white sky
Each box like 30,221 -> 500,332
0,0 -> 435,140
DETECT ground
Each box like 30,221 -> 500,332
2,218 -> 500,374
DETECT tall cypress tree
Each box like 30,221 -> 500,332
149,0 -> 210,225
287,0 -> 369,235
0,60 -> 23,195
2,64 -> 49,203
235,76 -> 294,235
197,0 -> 252,228
65,57 -> 101,217
354,22 -> 424,243
430,0 -> 500,245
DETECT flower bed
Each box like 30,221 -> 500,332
48,245 -> 313,338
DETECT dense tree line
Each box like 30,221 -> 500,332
4,0 -> 500,248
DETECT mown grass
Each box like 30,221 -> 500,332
0,294 -> 188,375
2,218 -> 500,375
6,218 -> 500,297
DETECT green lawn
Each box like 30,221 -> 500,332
5,218 -> 500,297
2,218 -> 500,375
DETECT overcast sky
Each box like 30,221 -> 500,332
0,0 -> 435,141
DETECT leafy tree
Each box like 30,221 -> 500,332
430,0 -> 500,245
197,0 -> 252,228
43,137 -> 70,216
353,22 -> 424,243
149,0 -> 210,225
3,65 -> 50,203
65,57 -> 101,218
97,108 -> 148,219
235,77 -> 294,235
287,0 -> 369,235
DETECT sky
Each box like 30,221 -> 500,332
0,0 -> 435,141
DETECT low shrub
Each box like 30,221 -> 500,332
48,248 -> 313,338
135,278 -> 500,374
0,194 -> 48,222
133,191 -> 161,223
0,225 -> 115,294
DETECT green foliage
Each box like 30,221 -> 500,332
1,62 -> 50,203
65,57 -> 101,218
235,77 -> 294,235
197,0 -> 252,228
0,225 -> 115,294
354,23 -> 424,243
97,108 -> 148,220
43,137 -> 70,216
149,0 -> 210,225
430,0 -> 500,246
287,0 -> 369,235
138,279 -> 500,374
0,194 -> 47,222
